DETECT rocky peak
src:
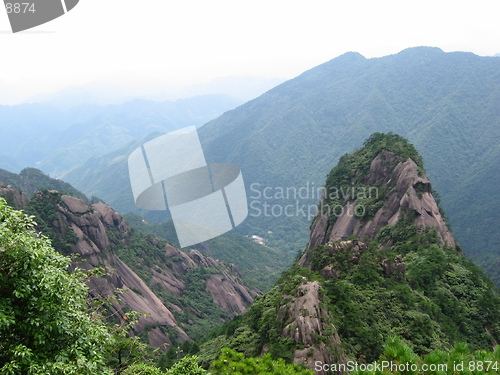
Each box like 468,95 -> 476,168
229,134 -> 500,374
0,182 -> 29,210
305,148 -> 455,260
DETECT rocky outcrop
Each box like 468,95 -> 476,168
306,151 -> 455,254
0,183 -> 29,210
206,273 -> 257,316
290,148 -> 459,371
25,191 -> 257,349
162,244 -> 258,316
46,193 -> 187,348
279,281 -> 345,374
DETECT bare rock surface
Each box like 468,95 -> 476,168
307,151 -> 455,253
280,281 -> 345,374
0,183 -> 29,209
29,192 -> 257,349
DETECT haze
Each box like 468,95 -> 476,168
0,0 -> 499,104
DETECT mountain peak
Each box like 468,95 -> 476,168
223,133 -> 499,373
335,51 -> 366,61
301,133 -> 454,264
396,46 -> 445,56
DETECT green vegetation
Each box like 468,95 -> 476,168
351,336 -> 499,375
0,197 -> 112,374
318,228 -> 500,360
23,190 -> 79,255
210,348 -> 313,374
124,213 -> 289,292
326,132 -> 423,193
0,197 -> 200,375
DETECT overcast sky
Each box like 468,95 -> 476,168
0,0 -> 499,104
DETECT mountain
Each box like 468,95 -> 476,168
196,47 -> 500,282
0,167 -> 88,201
201,133 -> 500,373
0,177 -> 260,348
123,214 -> 288,292
63,47 -> 500,285
0,94 -> 242,177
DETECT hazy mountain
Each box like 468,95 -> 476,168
0,167 -> 88,201
0,94 -> 242,177
25,76 -> 284,108
60,47 -> 500,284
198,47 -> 500,281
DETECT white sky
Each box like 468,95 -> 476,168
0,0 -> 499,104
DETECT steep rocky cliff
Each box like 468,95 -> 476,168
0,184 -> 258,349
300,148 -> 455,267
0,182 -> 28,209
211,133 -> 500,374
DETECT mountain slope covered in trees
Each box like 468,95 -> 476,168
198,47 -> 500,282
62,47 -> 500,284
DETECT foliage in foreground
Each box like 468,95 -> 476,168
351,336 -> 499,375
0,198 -> 113,374
210,348 -> 313,375
0,198 -> 163,375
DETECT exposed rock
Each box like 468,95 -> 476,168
61,194 -> 90,215
31,192 -> 257,349
206,273 -> 258,316
307,151 -> 455,250
0,183 -> 29,209
279,281 -> 345,374
308,212 -> 329,251
365,150 -> 398,185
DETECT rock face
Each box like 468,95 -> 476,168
3,188 -> 258,349
289,149 -> 457,370
305,150 -> 455,256
0,183 -> 29,209
280,281 -> 345,374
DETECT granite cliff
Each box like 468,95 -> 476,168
0,184 -> 258,349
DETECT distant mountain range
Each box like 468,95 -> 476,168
198,47 -> 500,283
0,94 -> 242,177
62,47 -> 499,285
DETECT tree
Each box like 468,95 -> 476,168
210,348 -> 314,375
0,198 -> 113,374
165,355 -> 209,375
122,362 -> 165,375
